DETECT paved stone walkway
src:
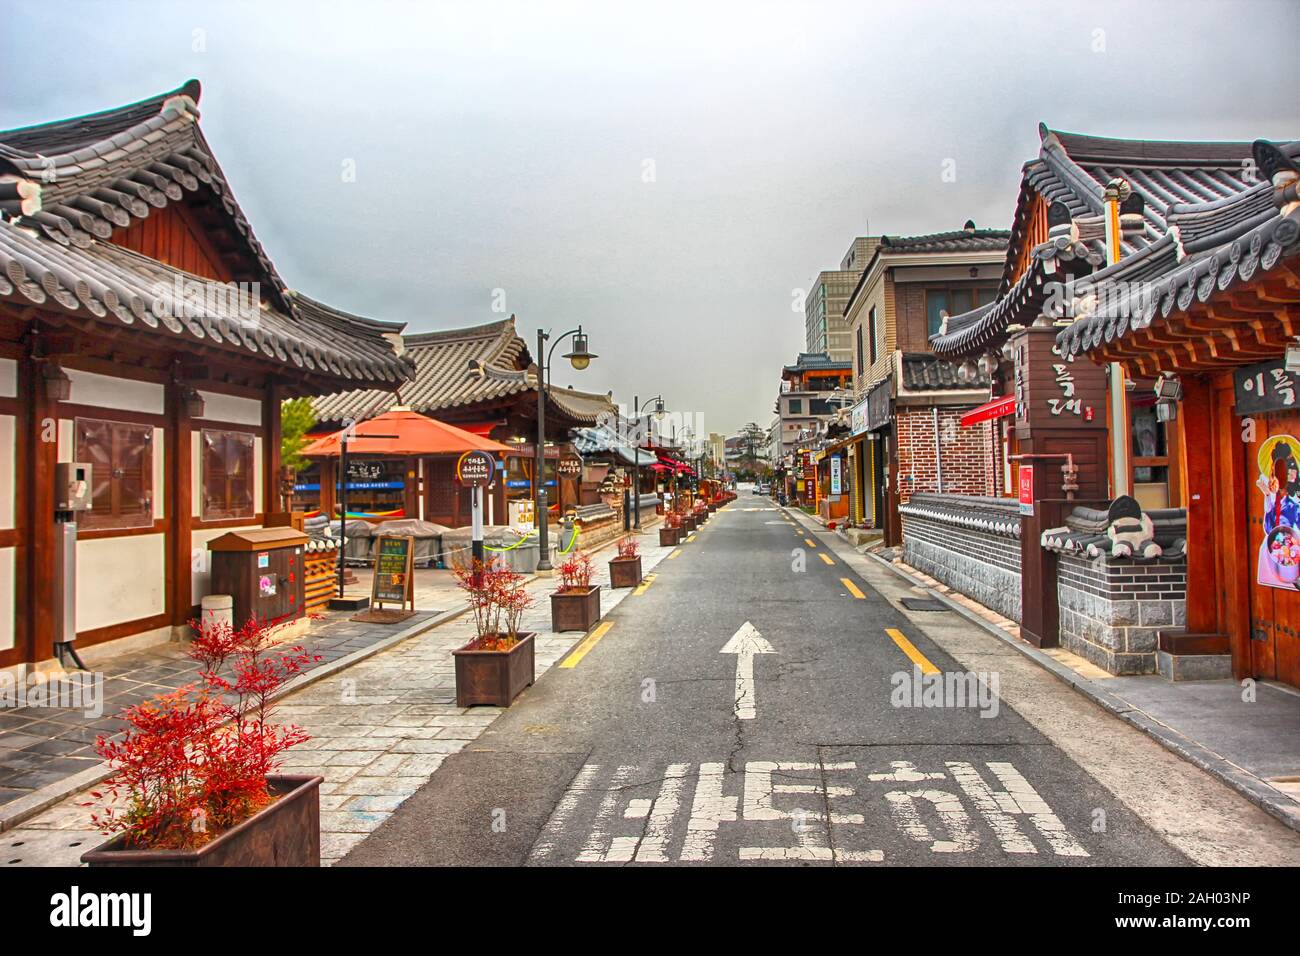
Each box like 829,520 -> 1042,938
2,522 -> 679,865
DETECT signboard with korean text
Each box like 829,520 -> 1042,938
1018,465 -> 1034,516
455,450 -> 496,488
830,455 -> 842,495
371,535 -> 414,609
1012,329 -> 1106,440
1235,360 -> 1298,416
558,454 -> 583,479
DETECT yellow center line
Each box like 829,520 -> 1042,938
632,573 -> 657,596
559,621 -> 616,669
885,627 -> 940,675
804,538 -> 817,548
818,552 -> 835,566
668,548 -> 682,559
687,534 -> 696,543
841,577 -> 866,599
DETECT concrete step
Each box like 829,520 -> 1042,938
1156,650 -> 1233,682
844,528 -> 884,547
1157,630 -> 1230,655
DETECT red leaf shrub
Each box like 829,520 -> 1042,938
556,551 -> 594,593
453,559 -> 535,650
88,615 -> 319,850
616,535 -> 640,559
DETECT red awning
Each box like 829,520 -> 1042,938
961,395 -> 1015,428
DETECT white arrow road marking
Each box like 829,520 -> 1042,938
721,622 -> 776,720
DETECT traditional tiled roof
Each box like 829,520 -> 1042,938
572,424 -> 657,466
898,493 -> 1021,539
0,80 -> 413,388
1040,505 -> 1187,562
312,315 -> 615,426
877,225 -> 1010,255
899,353 -> 990,391
931,125 -> 1300,359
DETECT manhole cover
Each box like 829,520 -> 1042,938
900,598 -> 949,612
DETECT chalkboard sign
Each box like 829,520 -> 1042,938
371,535 -> 414,609
1235,359 -> 1298,415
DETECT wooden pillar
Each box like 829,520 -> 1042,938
263,380 -> 282,518
19,352 -> 56,664
167,380 -> 194,627
320,457 -> 336,519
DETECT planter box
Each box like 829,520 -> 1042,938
82,774 -> 323,867
609,555 -> 643,588
707,503 -> 717,512
551,585 -> 602,632
453,633 -> 536,707
660,527 -> 681,547
683,516 -> 697,533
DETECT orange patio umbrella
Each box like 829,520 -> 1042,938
301,407 -> 513,457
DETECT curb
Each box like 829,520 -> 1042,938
778,503 -> 1300,834
0,602 -> 471,833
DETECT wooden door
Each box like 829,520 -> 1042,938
1245,410 -> 1300,686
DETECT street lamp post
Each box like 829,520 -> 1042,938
631,394 -> 665,531
534,326 -> 596,573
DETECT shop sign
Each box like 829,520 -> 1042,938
1018,465 -> 1034,516
456,450 -> 496,487
850,397 -> 869,436
1235,360 -> 1297,415
371,535 -> 414,609
830,456 -> 842,495
867,378 -> 892,431
558,454 -> 583,479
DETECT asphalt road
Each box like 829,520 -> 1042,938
342,502 -> 1188,866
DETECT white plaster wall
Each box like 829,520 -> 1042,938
190,525 -> 261,606
0,547 -> 13,652
192,431 -> 202,517
254,435 -> 264,513
0,358 -> 15,398
76,533 -> 166,632
66,369 -> 164,414
197,391 -> 262,426
0,414 -> 13,529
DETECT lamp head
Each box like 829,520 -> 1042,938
563,329 -> 596,370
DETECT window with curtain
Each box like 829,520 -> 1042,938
202,428 -> 256,521
75,418 -> 154,531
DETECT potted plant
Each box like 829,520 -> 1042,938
550,552 -> 602,632
608,535 -> 643,589
81,616 -> 322,867
660,513 -> 682,547
452,560 -> 537,707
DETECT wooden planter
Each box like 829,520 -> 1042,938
708,502 -> 717,512
82,774 -> 323,867
551,585 -> 602,632
683,515 -> 697,533
660,526 -> 681,547
608,555 -> 643,589
453,633 -> 536,707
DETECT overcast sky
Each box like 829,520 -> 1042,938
5,1 -> 1297,436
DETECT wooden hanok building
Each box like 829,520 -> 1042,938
309,315 -> 616,527
0,80 -> 413,673
1055,139 -> 1300,688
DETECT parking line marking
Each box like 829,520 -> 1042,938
841,577 -> 866,599
818,553 -> 835,566
885,627 -> 940,675
560,621 -> 616,669
668,549 -> 682,559
633,573 -> 657,596
804,538 -> 817,548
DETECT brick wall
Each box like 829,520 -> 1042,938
900,495 -> 1022,622
1057,553 -> 1187,675
895,406 -> 996,504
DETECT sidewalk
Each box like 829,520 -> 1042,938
2,522 -> 677,866
0,570 -> 463,827
787,505 -> 1300,833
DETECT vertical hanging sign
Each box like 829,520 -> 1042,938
1018,465 -> 1035,516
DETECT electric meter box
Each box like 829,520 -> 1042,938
207,527 -> 309,628
55,462 -> 93,512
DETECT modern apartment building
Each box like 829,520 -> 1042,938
804,237 -> 881,363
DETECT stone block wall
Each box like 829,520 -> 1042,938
900,495 -> 1021,622
1056,552 -> 1187,674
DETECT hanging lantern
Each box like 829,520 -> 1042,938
42,362 -> 72,402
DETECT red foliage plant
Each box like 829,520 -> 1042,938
616,535 -> 640,559
555,551 -> 594,594
453,558 -> 535,651
87,615 -> 319,851
664,513 -> 682,529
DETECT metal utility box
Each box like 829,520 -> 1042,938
207,527 -> 309,628
55,462 -> 93,512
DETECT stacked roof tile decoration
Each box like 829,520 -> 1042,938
0,80 -> 413,386
897,493 -> 1022,540
931,124 -> 1299,359
311,314 -> 616,427
1056,139 -> 1300,363
900,353 -> 991,391
1040,506 -> 1187,562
